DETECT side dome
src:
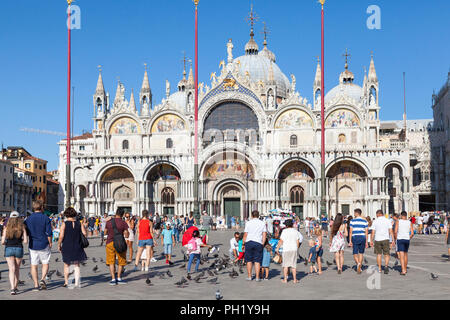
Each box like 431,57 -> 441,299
168,91 -> 187,109
325,83 -> 364,104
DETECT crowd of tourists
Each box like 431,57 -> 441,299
1,201 -> 449,295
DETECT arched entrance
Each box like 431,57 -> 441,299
100,166 -> 135,214
290,186 -> 305,219
385,163 -> 404,214
327,160 -> 368,216
203,152 -> 254,220
213,182 -> 248,220
277,160 -> 315,216
161,187 -> 175,217
146,163 -> 181,215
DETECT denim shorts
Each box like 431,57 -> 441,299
138,239 -> 154,247
164,244 -> 173,255
352,236 -> 366,255
396,239 -> 410,253
5,247 -> 24,259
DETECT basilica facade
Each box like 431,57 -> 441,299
58,30 -> 430,219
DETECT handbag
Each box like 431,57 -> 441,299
111,218 -> 127,253
80,231 -> 89,249
273,253 -> 283,264
78,221 -> 89,249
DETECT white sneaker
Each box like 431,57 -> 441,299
151,258 -> 157,263
145,267 -> 149,272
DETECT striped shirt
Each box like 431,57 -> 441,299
350,217 -> 368,237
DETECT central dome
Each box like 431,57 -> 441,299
233,54 -> 291,97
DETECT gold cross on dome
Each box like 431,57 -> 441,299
181,51 -> 188,74
246,4 -> 259,29
261,22 -> 270,41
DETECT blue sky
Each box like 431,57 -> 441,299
0,0 -> 449,170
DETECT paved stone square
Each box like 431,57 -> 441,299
0,229 -> 448,300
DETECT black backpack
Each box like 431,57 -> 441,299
111,219 -> 127,253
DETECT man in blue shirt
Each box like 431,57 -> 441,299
321,214 -> 329,238
25,200 -> 53,291
349,208 -> 368,274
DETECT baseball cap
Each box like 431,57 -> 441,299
108,211 -> 115,216
10,211 -> 20,218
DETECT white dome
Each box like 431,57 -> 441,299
168,91 -> 187,109
325,83 -> 363,103
233,54 -> 291,97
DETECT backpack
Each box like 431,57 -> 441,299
111,219 -> 127,253
187,238 -> 198,253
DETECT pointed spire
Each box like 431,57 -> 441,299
245,4 -> 259,55
95,65 -> 105,95
363,66 -> 368,91
187,63 -> 194,87
368,52 -> 378,82
314,57 -> 322,88
129,90 -> 136,112
141,63 -> 151,92
114,79 -> 122,106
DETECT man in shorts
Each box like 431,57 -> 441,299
349,209 -> 368,274
200,211 -> 213,244
243,210 -> 267,282
25,200 -> 53,291
321,214 -> 329,238
100,212 -> 110,246
371,210 -> 394,274
104,209 -> 129,286
87,214 -> 96,237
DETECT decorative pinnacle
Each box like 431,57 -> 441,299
246,3 -> 259,38
98,65 -> 102,73
193,0 -> 199,7
343,48 -> 351,70
261,22 -> 270,46
144,63 -> 148,71
67,0 -> 74,5
319,0 -> 326,8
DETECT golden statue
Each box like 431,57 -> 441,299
223,78 -> 238,89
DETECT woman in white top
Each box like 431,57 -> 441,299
394,211 -> 415,276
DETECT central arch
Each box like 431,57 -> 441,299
211,178 -> 249,220
145,163 -> 181,215
99,166 -> 135,215
326,160 -> 368,216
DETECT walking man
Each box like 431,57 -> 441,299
200,211 -> 213,244
104,209 -> 129,285
25,200 -> 53,291
243,211 -> 267,282
371,210 -> 394,274
349,209 -> 368,274
395,211 -> 414,275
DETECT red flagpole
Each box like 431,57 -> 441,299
66,0 -> 72,209
193,0 -> 200,218
320,0 -> 326,217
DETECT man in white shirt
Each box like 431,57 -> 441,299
243,211 -> 267,282
417,214 -> 424,234
229,232 -> 240,259
371,210 -> 394,274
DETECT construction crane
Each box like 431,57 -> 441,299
20,128 -> 68,137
